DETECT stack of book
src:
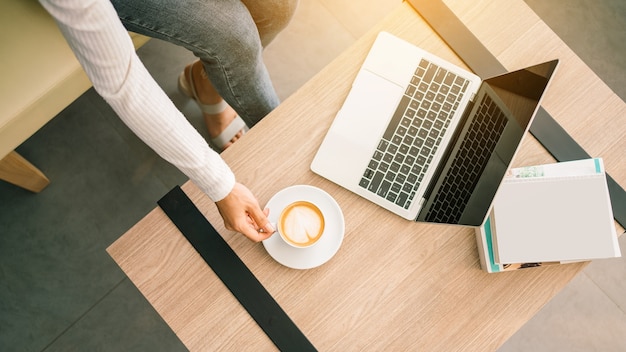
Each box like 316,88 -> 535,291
475,158 -> 621,273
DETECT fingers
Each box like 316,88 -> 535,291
236,220 -> 271,242
251,207 -> 274,233
245,207 -> 274,242
240,224 -> 271,242
215,183 -> 275,242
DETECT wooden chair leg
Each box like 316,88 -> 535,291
0,151 -> 50,193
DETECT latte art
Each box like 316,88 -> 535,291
278,201 -> 325,247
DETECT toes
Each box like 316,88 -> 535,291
219,130 -> 244,151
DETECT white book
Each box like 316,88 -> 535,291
475,158 -> 621,272
475,222 -> 580,273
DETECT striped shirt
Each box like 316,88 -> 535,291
39,0 -> 236,201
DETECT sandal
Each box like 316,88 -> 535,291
178,62 -> 249,151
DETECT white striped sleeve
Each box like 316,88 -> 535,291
39,0 -> 235,201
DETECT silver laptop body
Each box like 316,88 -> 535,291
311,31 -> 558,226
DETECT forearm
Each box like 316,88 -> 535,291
39,0 -> 235,201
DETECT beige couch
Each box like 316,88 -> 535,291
0,1 -> 149,192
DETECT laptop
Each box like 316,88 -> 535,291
311,31 -> 558,226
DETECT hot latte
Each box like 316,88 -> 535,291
277,201 -> 325,248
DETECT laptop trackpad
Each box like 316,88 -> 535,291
311,69 -> 404,188
331,69 -> 404,148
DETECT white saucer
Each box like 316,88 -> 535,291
262,185 -> 344,269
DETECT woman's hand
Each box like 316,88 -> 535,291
215,183 -> 275,242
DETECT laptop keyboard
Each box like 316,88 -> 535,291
359,58 -> 469,209
424,93 -> 508,223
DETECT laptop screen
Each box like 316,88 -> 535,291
485,60 -> 559,129
418,59 -> 559,226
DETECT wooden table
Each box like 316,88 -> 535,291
107,1 -> 625,350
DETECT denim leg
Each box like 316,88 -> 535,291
111,0 -> 296,126
240,0 -> 299,47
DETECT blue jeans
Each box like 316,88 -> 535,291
111,0 -> 298,127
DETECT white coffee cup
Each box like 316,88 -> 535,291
274,200 -> 325,248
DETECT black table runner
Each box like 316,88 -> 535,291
158,186 -> 317,351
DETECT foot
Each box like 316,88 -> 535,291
185,61 -> 244,149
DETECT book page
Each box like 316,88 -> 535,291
493,173 -> 620,263
508,158 -> 602,179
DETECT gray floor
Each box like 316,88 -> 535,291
1,0 -> 624,351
